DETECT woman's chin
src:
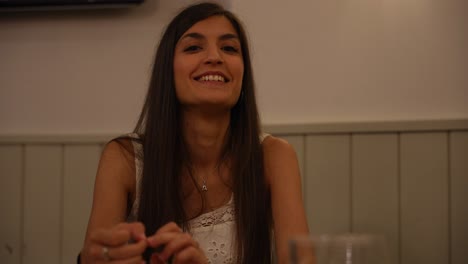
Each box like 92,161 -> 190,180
182,100 -> 236,114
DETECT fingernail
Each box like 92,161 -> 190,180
151,253 -> 164,263
146,237 -> 154,245
157,253 -> 167,262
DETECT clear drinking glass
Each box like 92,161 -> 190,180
289,233 -> 391,264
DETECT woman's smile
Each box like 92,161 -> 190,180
194,71 -> 229,83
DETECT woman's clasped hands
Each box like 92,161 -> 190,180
147,222 -> 206,264
82,222 -> 206,264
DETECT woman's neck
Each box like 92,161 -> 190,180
181,109 -> 230,170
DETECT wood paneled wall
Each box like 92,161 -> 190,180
1,120 -> 467,264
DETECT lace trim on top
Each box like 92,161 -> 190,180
189,195 -> 235,229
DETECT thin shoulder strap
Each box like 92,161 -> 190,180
259,133 -> 271,143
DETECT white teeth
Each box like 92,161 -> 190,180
199,75 -> 225,82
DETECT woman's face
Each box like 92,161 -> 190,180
173,16 -> 244,110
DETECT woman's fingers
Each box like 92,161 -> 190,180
146,222 -> 183,251
158,232 -> 198,261
153,222 -> 182,237
119,222 -> 147,242
85,222 -> 148,263
108,254 -> 145,264
146,222 -> 206,263
172,246 -> 206,264
147,230 -> 180,249
87,240 -> 147,262
91,228 -> 131,247
87,243 -> 111,261
106,237 -> 148,260
150,253 -> 165,264
91,222 -> 147,246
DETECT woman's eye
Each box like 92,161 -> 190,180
184,45 -> 201,52
221,45 -> 239,53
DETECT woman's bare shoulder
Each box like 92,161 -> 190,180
99,137 -> 137,191
262,135 -> 298,185
262,135 -> 296,157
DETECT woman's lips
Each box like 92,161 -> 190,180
194,71 -> 229,82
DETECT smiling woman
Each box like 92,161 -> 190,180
79,2 -> 309,264
173,16 -> 244,110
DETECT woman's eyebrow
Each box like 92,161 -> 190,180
179,32 -> 239,41
180,32 -> 204,41
219,33 -> 239,41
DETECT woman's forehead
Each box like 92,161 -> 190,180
182,16 -> 238,39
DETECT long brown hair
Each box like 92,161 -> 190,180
130,2 -> 272,262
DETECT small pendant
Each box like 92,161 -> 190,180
202,180 -> 208,191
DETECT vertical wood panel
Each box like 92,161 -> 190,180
280,135 -> 305,194
0,145 -> 23,264
23,145 -> 62,264
62,145 -> 101,263
305,134 -> 351,234
352,134 -> 399,264
400,133 -> 449,264
450,131 -> 468,264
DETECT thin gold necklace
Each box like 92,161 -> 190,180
199,165 -> 221,192
201,179 -> 208,192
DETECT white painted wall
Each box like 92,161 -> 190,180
1,0 -> 467,134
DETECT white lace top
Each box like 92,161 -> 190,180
188,195 -> 236,263
127,133 -> 269,264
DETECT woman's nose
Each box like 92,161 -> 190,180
204,46 -> 223,65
